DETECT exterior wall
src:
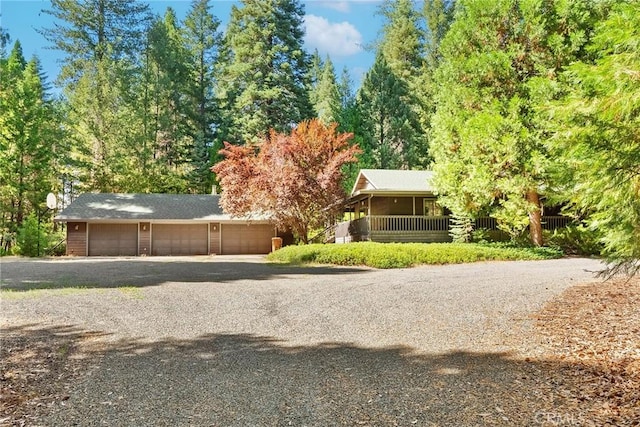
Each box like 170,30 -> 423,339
370,196 -> 443,216
66,222 -> 87,256
139,222 -> 150,256
370,197 -> 414,216
210,222 -> 221,254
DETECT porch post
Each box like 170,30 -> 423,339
413,196 -> 416,216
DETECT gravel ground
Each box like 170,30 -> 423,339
1,256 -> 603,426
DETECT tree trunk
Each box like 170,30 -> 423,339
526,190 -> 543,247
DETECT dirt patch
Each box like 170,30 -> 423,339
535,277 -> 640,425
0,325 -> 104,427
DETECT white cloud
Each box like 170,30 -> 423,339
304,14 -> 363,57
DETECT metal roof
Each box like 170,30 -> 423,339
55,193 -> 233,221
351,169 -> 436,195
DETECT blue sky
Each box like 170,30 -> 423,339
0,0 -> 387,91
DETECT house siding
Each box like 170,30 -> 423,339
66,222 -> 87,256
370,196 -> 415,216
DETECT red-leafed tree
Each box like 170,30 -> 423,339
212,119 -> 360,243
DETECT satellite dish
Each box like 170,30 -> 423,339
46,193 -> 57,210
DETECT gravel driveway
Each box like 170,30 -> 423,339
1,256 -> 603,426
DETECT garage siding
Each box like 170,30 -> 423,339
152,224 -> 208,256
221,224 -> 274,255
88,223 -> 138,256
210,223 -> 221,255
66,222 -> 87,256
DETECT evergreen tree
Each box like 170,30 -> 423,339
42,0 -> 150,192
356,54 -> 421,169
378,0 -> 424,83
374,0 -> 429,167
0,42 -> 62,251
335,67 -> 365,191
183,0 -> 222,194
552,1 -> 640,274
146,8 -> 192,192
307,49 -> 323,108
423,0 -> 456,68
430,0 -> 596,245
217,0 -> 312,144
311,56 -> 341,125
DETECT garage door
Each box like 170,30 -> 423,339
89,223 -> 138,256
221,224 -> 274,255
152,224 -> 208,256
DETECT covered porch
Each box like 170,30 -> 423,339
335,215 -> 451,243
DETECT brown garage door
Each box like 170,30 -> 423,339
152,224 -> 208,256
221,224 -> 274,255
88,223 -> 138,256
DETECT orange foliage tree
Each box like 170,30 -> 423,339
212,119 -> 360,243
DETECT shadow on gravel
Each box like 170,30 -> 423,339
0,259 -> 369,291
1,324 -> 617,427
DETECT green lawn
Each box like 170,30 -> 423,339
267,242 -> 563,269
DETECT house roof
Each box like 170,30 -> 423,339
351,169 -> 436,196
55,193 -> 237,222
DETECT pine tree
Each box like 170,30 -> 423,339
373,0 -> 429,167
311,56 -> 341,125
0,42 -> 62,251
183,0 -> 222,194
42,0 -> 150,192
356,54 -> 421,169
217,0 -> 312,144
378,0 -> 424,83
147,8 -> 192,185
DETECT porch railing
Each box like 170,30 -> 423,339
368,215 -> 450,232
334,215 -> 573,243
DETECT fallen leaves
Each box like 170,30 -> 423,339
535,276 -> 640,426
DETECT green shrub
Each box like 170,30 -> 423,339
544,225 -> 603,256
46,228 -> 67,256
14,213 -> 49,257
267,242 -> 562,269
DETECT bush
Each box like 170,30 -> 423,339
46,228 -> 67,256
267,242 -> 562,269
14,213 -> 49,257
545,225 -> 603,256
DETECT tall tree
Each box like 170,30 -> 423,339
143,8 -> 193,192
311,56 -> 341,125
430,0 -> 596,245
0,42 -> 63,250
213,119 -> 360,243
552,1 -> 640,274
217,0 -> 312,144
357,54 -> 421,169
42,0 -> 150,192
370,0 -> 429,168
422,0 -> 456,68
183,0 -> 222,193
378,0 -> 424,83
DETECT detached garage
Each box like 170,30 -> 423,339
56,193 -> 279,256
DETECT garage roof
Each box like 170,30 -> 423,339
56,193 -> 236,221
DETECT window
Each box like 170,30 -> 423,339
423,199 -> 442,217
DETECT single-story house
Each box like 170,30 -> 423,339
55,193 -> 279,256
335,169 -> 570,243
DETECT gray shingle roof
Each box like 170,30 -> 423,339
352,169 -> 436,195
55,193 -> 232,221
